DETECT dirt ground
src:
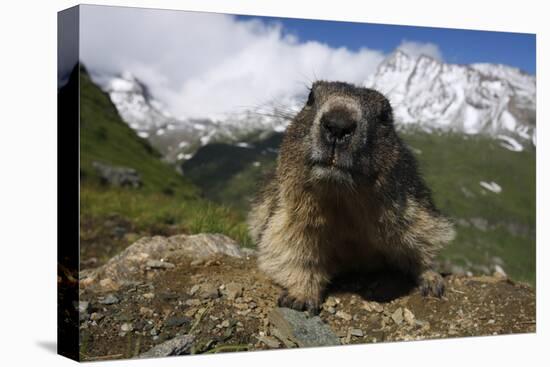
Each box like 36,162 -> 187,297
78,253 -> 536,361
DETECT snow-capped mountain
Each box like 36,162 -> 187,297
91,71 -> 295,163
91,50 -> 535,161
363,51 -> 536,149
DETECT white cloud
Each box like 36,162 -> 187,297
396,40 -> 443,60
80,5 -> 442,119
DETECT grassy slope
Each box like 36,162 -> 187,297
183,129 -> 536,284
79,67 -> 252,264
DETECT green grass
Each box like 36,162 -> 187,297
78,66 -> 253,257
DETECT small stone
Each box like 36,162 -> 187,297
224,282 -> 244,300
362,301 -> 383,313
185,298 -> 201,307
268,308 -> 340,347
99,278 -> 119,291
190,259 -> 204,266
324,297 -> 337,308
189,285 -> 200,296
77,301 -> 89,313
139,307 -> 154,316
403,308 -> 415,325
139,334 -> 194,358
143,292 -> 155,300
493,265 -> 507,279
100,294 -> 119,305
150,328 -> 159,336
165,316 -> 192,328
326,306 -> 336,314
350,328 -> 364,337
220,320 -> 231,328
120,323 -> 133,332
335,310 -> 352,321
146,259 -> 175,269
90,312 -> 104,322
391,308 -> 404,325
257,335 -> 281,348
199,283 -> 220,299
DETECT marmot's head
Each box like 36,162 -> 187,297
292,81 -> 397,186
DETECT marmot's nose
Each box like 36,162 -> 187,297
320,113 -> 357,140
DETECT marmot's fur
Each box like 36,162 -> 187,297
248,81 -> 455,314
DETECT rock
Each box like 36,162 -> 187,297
470,217 -> 489,231
99,294 -> 119,305
220,320 -> 231,328
335,310 -> 352,321
362,301 -> 383,313
90,312 -> 104,322
142,292 -> 155,300
257,335 -> 281,348
324,297 -> 337,308
92,161 -> 141,188
80,234 -> 254,290
165,316 -> 192,328
224,282 -> 244,300
199,283 -> 220,299
391,308 -> 404,325
138,334 -> 194,358
77,301 -> 89,314
493,265 -> 507,279
403,308 -> 415,325
146,260 -> 175,270
139,307 -> 154,316
350,328 -> 364,337
185,298 -> 201,306
189,285 -> 200,296
120,323 -> 133,332
268,307 -> 340,348
324,306 -> 336,314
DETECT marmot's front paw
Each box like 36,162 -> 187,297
277,290 -> 320,315
418,270 -> 445,297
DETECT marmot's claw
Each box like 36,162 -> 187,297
277,291 -> 320,315
419,270 -> 445,298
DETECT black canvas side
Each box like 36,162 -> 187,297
57,5 -> 80,362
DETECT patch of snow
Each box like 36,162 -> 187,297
252,161 -> 261,167
479,181 -> 502,194
156,129 -> 165,136
236,142 -> 252,148
178,141 -> 189,148
497,135 -> 523,152
137,131 -> 149,139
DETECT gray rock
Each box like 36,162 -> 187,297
120,323 -> 133,332
391,308 -> 404,325
92,161 -> 142,188
165,316 -> 192,328
350,328 -> 364,337
470,217 -> 489,231
403,308 -> 415,325
100,294 -> 120,305
268,307 -> 340,348
138,334 -> 195,358
80,234 -> 254,291
335,310 -> 352,321
77,301 -> 89,314
257,335 -> 281,348
199,283 -> 220,299
146,260 -> 175,269
224,282 -> 244,300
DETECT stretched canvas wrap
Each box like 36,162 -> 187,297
58,4 -> 536,362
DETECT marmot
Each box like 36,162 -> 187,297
248,81 -> 455,314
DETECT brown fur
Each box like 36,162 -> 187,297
248,81 -> 455,313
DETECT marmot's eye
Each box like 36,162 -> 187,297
306,90 -> 315,106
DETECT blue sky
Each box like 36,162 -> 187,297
238,15 -> 536,75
